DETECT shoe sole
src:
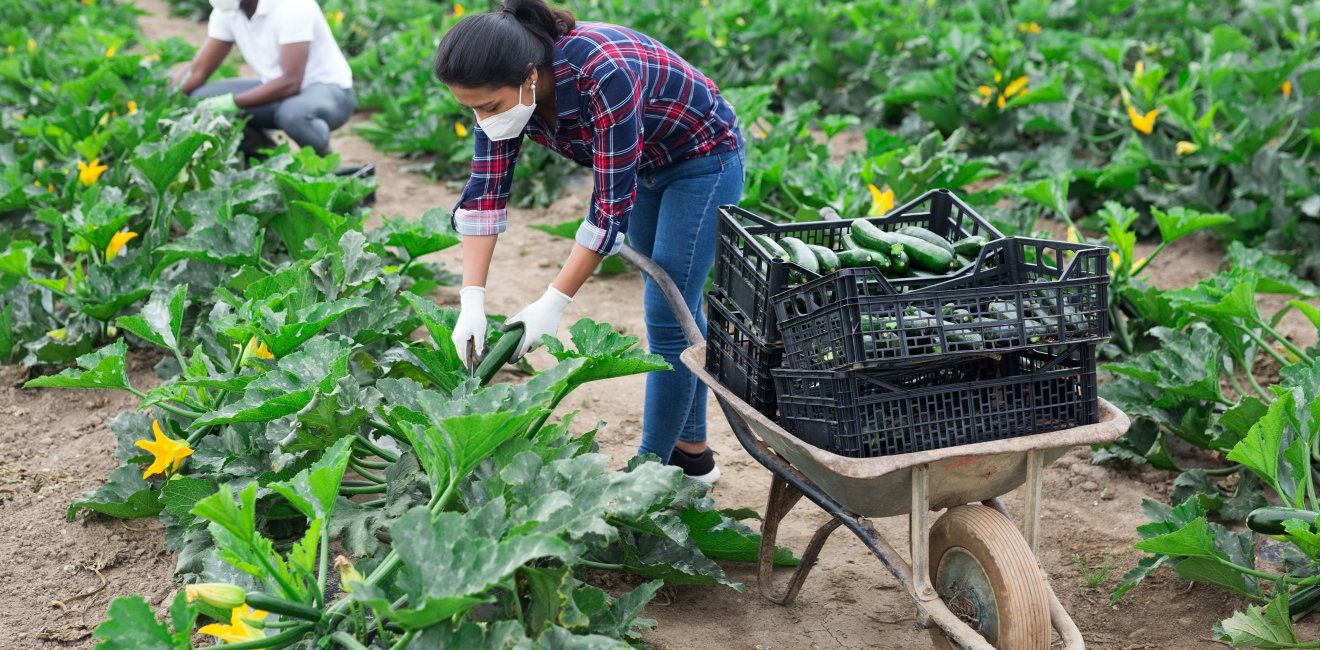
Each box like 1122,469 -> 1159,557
687,465 -> 721,486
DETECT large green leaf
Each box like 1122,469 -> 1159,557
131,131 -> 209,197
116,285 -> 187,352
1227,391 -> 1292,499
25,339 -> 131,391
544,318 -> 670,387
91,595 -> 187,650
1151,206 -> 1233,244
250,295 -> 372,359
1133,516 -> 1219,559
1229,243 -> 1320,297
268,436 -> 353,520
155,214 -> 263,268
192,482 -> 304,600
1219,593 -> 1298,649
67,464 -> 163,521
357,502 -> 570,630
160,475 -> 215,531
379,208 -> 460,259
1172,557 -> 1256,599
191,337 -> 350,427
1100,326 -> 1224,405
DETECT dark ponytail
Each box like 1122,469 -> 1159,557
433,0 -> 576,89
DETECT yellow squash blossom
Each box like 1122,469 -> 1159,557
77,158 -> 108,186
994,71 -> 1002,83
46,328 -> 67,341
335,556 -> 364,593
976,85 -> 994,105
127,100 -> 138,115
35,159 -> 43,171
199,606 -> 268,644
1018,22 -> 1042,34
1127,106 -> 1158,135
996,94 -> 1006,109
1004,75 -> 1029,99
1282,81 -> 1292,97
1066,227 -> 1079,244
105,230 -> 138,261
104,44 -> 116,58
867,183 -> 895,216
1175,141 -> 1199,156
1133,60 -> 1144,81
5,45 -> 12,54
453,3 -> 465,16
185,584 -> 247,610
455,122 -> 468,137
27,38 -> 36,53
47,183 -> 55,193
135,420 -> 194,479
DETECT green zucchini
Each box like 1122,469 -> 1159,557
1292,585 -> 1320,620
778,237 -> 819,275
477,325 -> 525,385
849,219 -> 890,252
245,593 -> 324,622
889,245 -> 910,274
886,232 -> 956,272
953,235 -> 989,257
840,232 -> 862,251
837,248 -> 892,273
757,235 -> 790,261
1247,507 -> 1320,536
806,244 -> 840,274
898,226 -> 956,257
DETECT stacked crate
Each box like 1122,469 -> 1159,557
708,189 -> 1110,458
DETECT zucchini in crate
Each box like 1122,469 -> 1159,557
756,235 -> 790,261
953,235 -> 989,257
897,226 -> 956,256
851,220 -> 955,273
778,237 -> 819,275
806,244 -> 840,274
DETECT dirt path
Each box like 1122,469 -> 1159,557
3,3 -> 1317,648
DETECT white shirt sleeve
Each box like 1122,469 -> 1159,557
206,11 -> 235,42
274,0 -> 317,44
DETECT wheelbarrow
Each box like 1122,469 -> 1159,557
616,244 -> 1132,650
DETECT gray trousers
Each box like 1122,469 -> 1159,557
191,78 -> 355,155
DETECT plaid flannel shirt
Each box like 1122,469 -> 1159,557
451,21 -> 742,255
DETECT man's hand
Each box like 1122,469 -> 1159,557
199,93 -> 239,114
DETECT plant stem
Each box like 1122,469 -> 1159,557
355,432 -> 401,462
388,630 -> 415,650
1199,464 -> 1243,476
1245,370 -> 1274,403
317,513 -> 331,606
348,459 -> 387,484
1226,370 -> 1251,403
1258,319 -> 1308,360
200,624 -> 313,649
1243,328 -> 1291,367
351,455 -> 390,470
329,631 -> 370,650
1130,241 -> 1167,276
578,559 -> 626,571
340,484 -> 387,495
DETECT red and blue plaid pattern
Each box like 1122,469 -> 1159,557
452,21 -> 742,255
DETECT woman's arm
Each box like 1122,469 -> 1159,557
461,234 -> 498,288
552,244 -> 605,297
177,38 -> 233,95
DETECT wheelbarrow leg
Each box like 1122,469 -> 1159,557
758,476 -> 843,605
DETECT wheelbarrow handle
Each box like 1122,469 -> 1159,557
618,245 -> 705,349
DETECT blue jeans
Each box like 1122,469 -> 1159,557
629,147 -> 745,462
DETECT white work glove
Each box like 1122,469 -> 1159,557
451,286 -> 487,371
505,284 -> 573,361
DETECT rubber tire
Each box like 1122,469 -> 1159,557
926,505 -> 1051,650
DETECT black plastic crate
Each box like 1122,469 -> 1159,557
771,344 -> 1099,458
713,189 -> 1002,343
705,292 -> 783,419
773,237 -> 1110,372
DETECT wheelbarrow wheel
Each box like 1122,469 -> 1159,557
927,505 -> 1050,650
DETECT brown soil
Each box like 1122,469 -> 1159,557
3,3 -> 1317,649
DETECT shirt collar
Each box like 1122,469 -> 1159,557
252,0 -> 274,18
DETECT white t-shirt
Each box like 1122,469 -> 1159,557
207,0 -> 353,90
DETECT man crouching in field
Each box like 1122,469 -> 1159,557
172,0 -> 355,157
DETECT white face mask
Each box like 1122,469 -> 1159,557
210,0 -> 240,11
476,82 -> 536,142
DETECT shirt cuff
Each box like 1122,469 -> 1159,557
452,208 -> 507,236
575,218 -> 626,256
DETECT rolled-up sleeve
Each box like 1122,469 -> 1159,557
452,126 -> 522,237
574,65 -> 643,256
